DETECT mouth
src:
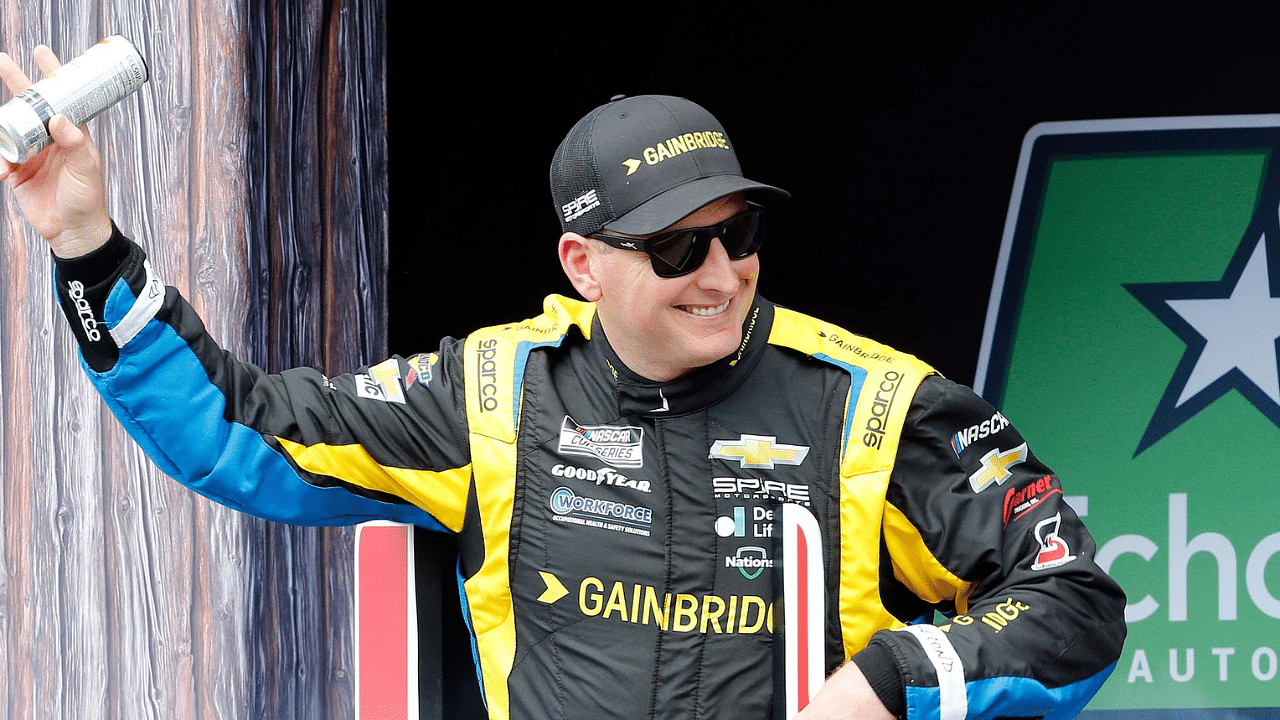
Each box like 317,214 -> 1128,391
679,299 -> 732,317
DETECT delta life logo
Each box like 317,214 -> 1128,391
558,415 -> 644,468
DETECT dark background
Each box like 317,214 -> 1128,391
387,3 -> 1280,386
382,3 -> 1280,385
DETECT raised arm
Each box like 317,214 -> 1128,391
0,46 -> 112,257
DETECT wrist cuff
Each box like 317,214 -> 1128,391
851,638 -> 907,718
53,221 -> 132,287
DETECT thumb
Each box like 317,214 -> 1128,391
46,114 -> 104,191
44,114 -> 112,256
47,114 -> 88,151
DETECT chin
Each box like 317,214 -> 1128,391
687,331 -> 745,368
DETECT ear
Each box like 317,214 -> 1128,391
559,232 -> 603,301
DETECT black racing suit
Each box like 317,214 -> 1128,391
54,227 -> 1126,720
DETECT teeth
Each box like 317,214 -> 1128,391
684,300 -> 731,317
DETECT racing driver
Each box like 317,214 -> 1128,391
1,44 -> 1125,720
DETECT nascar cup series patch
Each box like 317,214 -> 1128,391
558,416 -> 645,468
976,116 -> 1280,716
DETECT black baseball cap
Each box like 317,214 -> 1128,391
550,95 -> 789,237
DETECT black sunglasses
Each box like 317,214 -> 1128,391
590,204 -> 766,278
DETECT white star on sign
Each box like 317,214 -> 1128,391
1165,236 -> 1280,407
1126,225 -> 1280,455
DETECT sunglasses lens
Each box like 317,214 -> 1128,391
721,211 -> 763,258
649,231 -> 704,276
639,207 -> 766,278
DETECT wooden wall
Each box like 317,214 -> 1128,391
0,0 -> 389,716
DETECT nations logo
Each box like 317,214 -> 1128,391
725,546 -> 773,580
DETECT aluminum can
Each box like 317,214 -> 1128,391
0,35 -> 148,163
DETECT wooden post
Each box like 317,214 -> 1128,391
0,0 -> 389,716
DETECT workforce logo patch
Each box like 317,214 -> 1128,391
975,117 -> 1280,715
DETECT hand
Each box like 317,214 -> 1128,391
0,45 -> 112,258
793,662 -> 896,720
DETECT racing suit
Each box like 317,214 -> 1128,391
54,227 -> 1126,720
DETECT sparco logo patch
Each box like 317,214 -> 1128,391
475,339 -> 499,412
558,416 -> 644,468
68,281 -> 102,342
863,370 -> 903,449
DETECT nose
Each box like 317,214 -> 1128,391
694,237 -> 750,292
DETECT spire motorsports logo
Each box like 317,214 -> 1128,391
976,117 -> 1280,714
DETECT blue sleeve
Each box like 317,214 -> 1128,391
55,228 -> 468,532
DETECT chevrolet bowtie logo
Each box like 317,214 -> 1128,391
968,442 -> 1028,493
709,435 -> 810,469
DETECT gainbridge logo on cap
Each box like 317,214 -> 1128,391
977,117 -> 1280,715
620,129 -> 732,176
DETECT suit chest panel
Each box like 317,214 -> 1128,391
507,350 -> 850,640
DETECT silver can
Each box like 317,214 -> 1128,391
0,35 -> 148,163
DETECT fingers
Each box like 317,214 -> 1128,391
33,45 -> 62,76
0,51 -> 35,96
0,46 -> 64,99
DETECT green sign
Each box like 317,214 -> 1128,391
976,118 -> 1280,713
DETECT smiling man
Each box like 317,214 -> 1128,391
1,44 -> 1124,720
561,193 -> 759,380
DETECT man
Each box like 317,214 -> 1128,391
2,47 -> 1125,720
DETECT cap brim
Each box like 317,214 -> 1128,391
603,175 -> 790,235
